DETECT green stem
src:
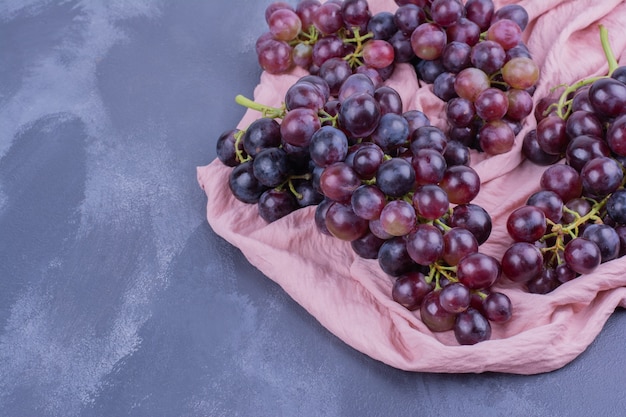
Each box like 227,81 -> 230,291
233,130 -> 251,163
235,95 -> 285,119
599,24 -> 619,76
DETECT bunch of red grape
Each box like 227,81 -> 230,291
506,26 -> 626,293
257,0 -> 540,156
216,64 -> 513,344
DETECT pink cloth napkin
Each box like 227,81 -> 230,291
198,0 -> 626,374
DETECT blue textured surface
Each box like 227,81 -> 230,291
1,1 -> 625,416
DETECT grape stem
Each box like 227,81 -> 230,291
553,25 -> 619,119
342,27 -> 373,68
541,197 -> 608,266
235,94 -> 285,119
233,129 -> 251,163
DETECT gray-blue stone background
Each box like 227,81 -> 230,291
0,1 -> 624,416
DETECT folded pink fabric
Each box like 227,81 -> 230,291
198,0 -> 626,374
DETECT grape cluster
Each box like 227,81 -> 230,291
216,62 -> 512,344
256,0 -> 540,156
507,26 -> 626,293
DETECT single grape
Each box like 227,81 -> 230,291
292,43 -> 313,68
415,58 -> 447,83
368,11 -> 398,40
351,231 -> 386,259
242,118 -> 281,157
375,86 -> 404,115
486,18 -> 522,50
505,89 -> 533,121
313,2 -> 344,35
362,40 -> 395,69
285,81 -> 326,111
580,156 -> 624,198
526,190 -> 563,223
561,197 -> 592,224
338,92 -> 382,138
257,188 -> 299,223
454,308 -> 491,345
378,236 -> 417,276
293,180 -> 324,207
442,227 -> 479,266
464,0 -> 495,31
522,129 -> 561,166
527,268 -> 559,294
470,40 -> 505,75
571,86 -> 594,113
440,282 -> 471,313
371,113 -> 410,152
491,4 -> 529,30
309,126 -> 349,168
351,184 -> 386,220
252,147 -> 291,188
449,203 -> 492,244
388,30 -> 416,63
296,0 -> 321,31
563,237 -> 601,274
501,57 -> 540,90
325,201 -> 369,241
430,0 -> 464,27
352,143 -> 385,180
555,263 -> 577,283
394,4 -> 426,36
433,72 -> 458,101
565,135 -> 610,173
483,292 -> 512,323
406,224 -> 445,265
413,184 -> 450,220
478,119 -> 515,155
380,199 -> 417,236
392,271 -> 435,310
216,129 -> 244,167
457,252 -> 501,289
411,22 -> 447,60
475,87 -> 509,123
318,56 -> 353,96
443,140 -> 471,167
257,39 -> 293,74
338,73 -> 375,103
342,0 -> 371,28
540,164 -> 583,203
446,97 -> 476,128
404,110 -> 431,136
412,148 -> 447,185
420,291 -> 457,332
501,242 -> 543,283
265,1 -> 293,23
268,8 -> 302,41
354,65 -> 384,88
439,165 -> 481,204
229,161 -> 268,204
319,161 -> 362,203
314,198 -> 333,235
446,17 -> 481,46
607,189 -> 626,224
565,110 -> 603,140
410,125 -> 448,154
454,67 -> 490,101
536,115 -> 569,155
606,114 -> 626,156
588,77 -> 626,119
506,205 -> 547,243
581,224 -> 620,263
376,157 -> 416,198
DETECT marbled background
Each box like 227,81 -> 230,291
1,1 -> 624,416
